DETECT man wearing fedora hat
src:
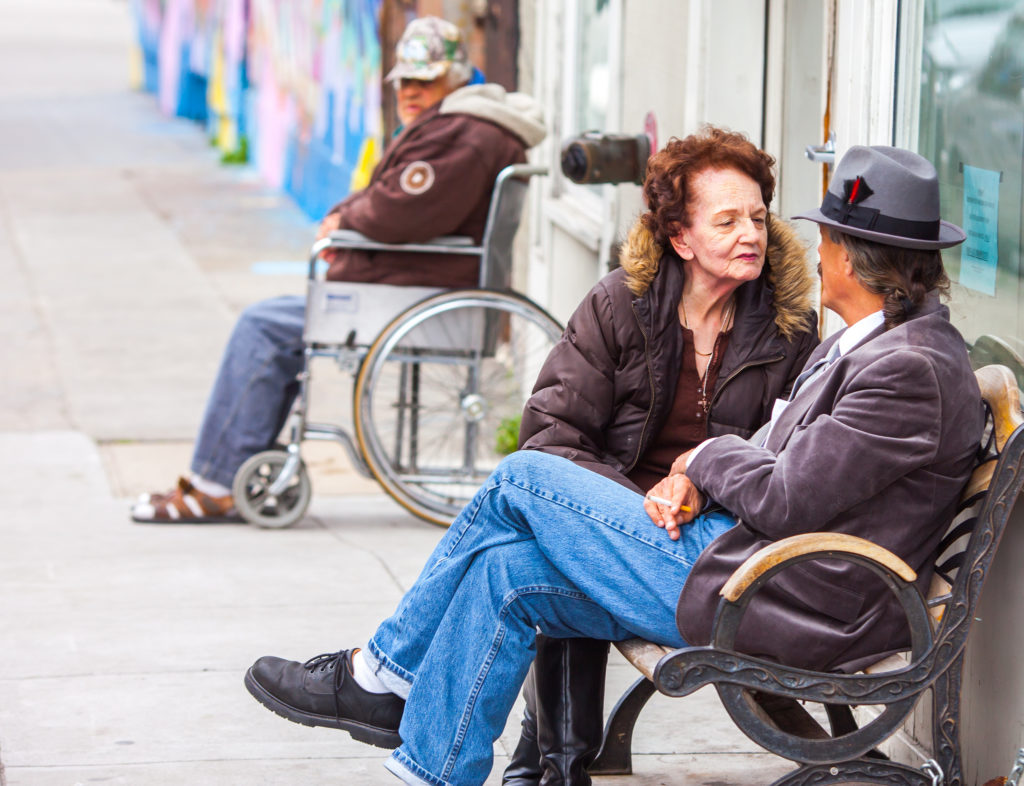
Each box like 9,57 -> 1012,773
243,146 -> 983,785
670,144 -> 984,671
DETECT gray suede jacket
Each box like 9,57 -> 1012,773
680,296 -> 984,672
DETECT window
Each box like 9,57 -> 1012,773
908,0 -> 1024,377
558,0 -> 621,209
572,0 -> 612,134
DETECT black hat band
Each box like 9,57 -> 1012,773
820,191 -> 941,241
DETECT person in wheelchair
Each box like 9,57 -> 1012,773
131,16 -> 545,523
504,127 -> 819,785
242,144 -> 984,786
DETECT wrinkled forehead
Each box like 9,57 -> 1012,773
688,168 -> 766,213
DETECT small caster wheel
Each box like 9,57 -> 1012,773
232,450 -> 312,528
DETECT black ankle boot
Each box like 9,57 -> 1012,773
534,636 -> 610,786
503,667 -> 543,785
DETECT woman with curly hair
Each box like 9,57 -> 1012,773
505,126 -> 820,785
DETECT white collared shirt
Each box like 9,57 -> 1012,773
686,309 -> 885,467
836,309 -> 885,358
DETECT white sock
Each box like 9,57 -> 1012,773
190,473 -> 232,498
351,648 -> 392,694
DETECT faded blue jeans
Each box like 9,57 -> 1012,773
362,450 -> 736,786
191,296 -> 307,487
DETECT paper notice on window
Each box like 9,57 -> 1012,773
959,165 -> 1000,296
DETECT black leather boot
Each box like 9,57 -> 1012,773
528,635 -> 611,785
503,665 -> 544,784
536,636 -> 609,785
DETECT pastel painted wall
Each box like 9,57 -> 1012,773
130,0 -> 163,93
131,0 -> 384,220
248,0 -> 384,217
207,0 -> 248,160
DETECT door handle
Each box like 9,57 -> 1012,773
805,133 -> 836,165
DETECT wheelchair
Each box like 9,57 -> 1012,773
229,164 -> 564,528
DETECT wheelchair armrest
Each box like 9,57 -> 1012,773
307,230 -> 483,278
721,532 -> 917,602
308,232 -> 482,278
323,230 -> 478,253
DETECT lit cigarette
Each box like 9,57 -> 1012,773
645,494 -> 691,512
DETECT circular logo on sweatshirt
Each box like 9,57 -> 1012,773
399,161 -> 435,195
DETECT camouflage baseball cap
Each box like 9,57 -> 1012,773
385,16 -> 468,82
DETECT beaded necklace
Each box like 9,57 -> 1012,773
681,297 -> 735,416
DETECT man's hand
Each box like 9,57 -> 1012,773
643,474 -> 704,541
317,211 -> 342,239
316,212 -> 343,265
669,447 -> 696,477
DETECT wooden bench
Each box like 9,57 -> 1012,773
589,364 -> 1024,786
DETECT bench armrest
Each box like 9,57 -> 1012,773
652,538 -> 932,704
720,532 -> 917,602
710,532 -> 932,667
616,534 -> 929,701
631,532 -> 933,701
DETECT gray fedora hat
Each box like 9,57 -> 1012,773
793,145 -> 965,250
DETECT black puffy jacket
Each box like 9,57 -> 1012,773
520,217 -> 819,492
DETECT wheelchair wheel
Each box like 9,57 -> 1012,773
232,449 -> 312,528
354,290 -> 562,526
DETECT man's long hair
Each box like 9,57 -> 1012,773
826,227 -> 950,329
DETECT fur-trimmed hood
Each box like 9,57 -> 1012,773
619,215 -> 814,342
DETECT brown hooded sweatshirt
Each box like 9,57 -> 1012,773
324,84 -> 546,288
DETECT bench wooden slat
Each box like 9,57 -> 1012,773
963,459 -> 996,501
614,638 -> 672,682
975,364 -> 1023,449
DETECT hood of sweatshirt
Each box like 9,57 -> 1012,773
440,84 -> 546,148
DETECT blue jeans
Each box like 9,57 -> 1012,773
191,295 -> 307,487
362,450 -> 736,786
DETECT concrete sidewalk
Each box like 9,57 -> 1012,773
0,1 -> 794,783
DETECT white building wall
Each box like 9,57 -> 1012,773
523,0 -> 612,325
614,0 -> 767,250
525,0 -> 768,326
961,502 -> 1024,783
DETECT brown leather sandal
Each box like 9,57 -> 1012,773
131,477 -> 242,524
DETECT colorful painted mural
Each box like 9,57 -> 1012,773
131,0 -> 384,220
248,0 -> 384,217
130,0 -> 162,93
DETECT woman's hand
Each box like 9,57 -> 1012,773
643,474 -> 704,540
